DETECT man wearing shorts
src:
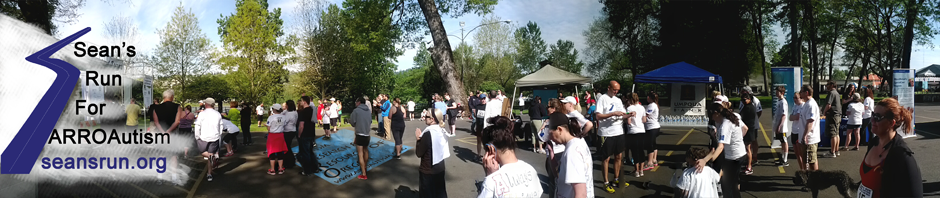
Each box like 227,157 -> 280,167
773,86 -> 790,167
256,103 -> 264,127
822,81 -> 841,158
194,98 -> 223,182
350,96 -> 373,180
799,85 -> 821,171
594,81 -> 628,193
790,93 -> 807,170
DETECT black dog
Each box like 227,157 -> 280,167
793,170 -> 859,198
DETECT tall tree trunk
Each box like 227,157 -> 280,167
844,55 -> 858,86
827,20 -> 841,80
858,51 -> 869,89
805,1 -> 820,100
886,7 -> 895,96
901,0 -> 925,69
788,0 -> 801,68
417,0 -> 467,105
755,1 -> 770,96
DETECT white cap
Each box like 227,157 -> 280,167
203,98 -> 215,106
562,96 -> 577,104
330,98 -> 336,101
271,103 -> 282,111
714,95 -> 729,104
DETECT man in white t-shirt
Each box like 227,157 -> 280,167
673,147 -> 720,198
256,103 -> 264,127
773,86 -> 790,167
407,100 -> 416,120
593,81 -> 627,193
194,98 -> 224,182
799,86 -> 821,171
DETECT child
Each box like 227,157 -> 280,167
673,147 -> 720,198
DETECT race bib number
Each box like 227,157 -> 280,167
476,110 -> 486,118
857,183 -> 872,198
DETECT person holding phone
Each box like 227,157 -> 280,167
478,116 -> 542,198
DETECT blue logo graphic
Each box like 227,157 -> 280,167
291,129 -> 411,185
1,28 -> 89,174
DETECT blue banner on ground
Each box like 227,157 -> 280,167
291,129 -> 411,185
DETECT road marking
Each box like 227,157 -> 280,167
91,182 -> 120,198
456,137 -> 477,145
187,165 -> 208,198
172,185 -> 189,193
759,123 -> 786,174
127,182 -> 160,198
652,128 -> 695,172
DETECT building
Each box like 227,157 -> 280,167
915,64 -> 940,91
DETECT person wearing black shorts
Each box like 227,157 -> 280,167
739,93 -> 759,175
350,96 -> 373,180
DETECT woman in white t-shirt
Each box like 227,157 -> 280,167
623,93 -> 647,177
479,116 -> 543,198
844,93 -> 864,151
861,88 -> 875,145
694,104 -> 747,198
789,93 -> 807,171
644,91 -> 661,171
537,99 -> 564,197
547,112 -> 594,198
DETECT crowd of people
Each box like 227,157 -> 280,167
127,78 -> 922,197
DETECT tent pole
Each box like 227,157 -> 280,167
632,84 -> 636,93
511,86 -> 518,117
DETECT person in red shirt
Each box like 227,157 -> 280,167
317,99 -> 329,139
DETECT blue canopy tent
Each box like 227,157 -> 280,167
633,61 -> 724,93
632,62 -> 723,127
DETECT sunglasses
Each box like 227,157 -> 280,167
871,113 -> 891,122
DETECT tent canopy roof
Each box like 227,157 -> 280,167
635,62 -> 723,84
515,65 -> 592,87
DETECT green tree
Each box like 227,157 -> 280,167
547,39 -> 584,75
453,42 -> 483,92
582,17 -> 629,81
514,21 -> 547,75
152,4 -> 213,102
182,74 -> 232,102
474,15 -> 518,91
600,0 -> 659,81
0,0 -> 84,34
389,0 -> 498,108
216,0 -> 290,105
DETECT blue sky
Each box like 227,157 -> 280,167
55,0 -> 940,73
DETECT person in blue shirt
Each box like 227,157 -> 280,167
380,94 -> 392,140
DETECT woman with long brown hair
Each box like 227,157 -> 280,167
858,98 -> 922,197
623,92 -> 647,177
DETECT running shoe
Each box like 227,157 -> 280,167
836,151 -> 841,156
643,163 -> 655,171
851,147 -> 859,151
394,155 -> 401,160
224,153 -> 234,157
278,168 -> 285,175
635,172 -> 642,178
357,175 -> 368,180
611,179 -> 620,188
207,174 -> 213,182
603,182 -> 616,193
821,152 -> 837,158
776,161 -> 790,167
267,169 -> 276,175
744,168 -> 754,175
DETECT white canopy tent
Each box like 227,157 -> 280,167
510,65 -> 593,115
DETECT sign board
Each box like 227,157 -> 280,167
893,69 -> 916,138
80,71 -> 105,122
670,83 -> 706,115
771,67 -> 802,148
143,76 -> 152,108
292,129 -> 412,185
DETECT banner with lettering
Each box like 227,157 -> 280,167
670,83 -> 706,115
893,69 -> 916,138
292,129 -> 412,185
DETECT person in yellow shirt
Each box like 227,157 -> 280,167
126,98 -> 141,129
227,101 -> 241,123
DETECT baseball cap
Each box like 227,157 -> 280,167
330,98 -> 336,101
713,95 -> 729,104
561,96 -> 577,104
203,98 -> 215,106
548,112 -> 570,129
271,103 -> 282,111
